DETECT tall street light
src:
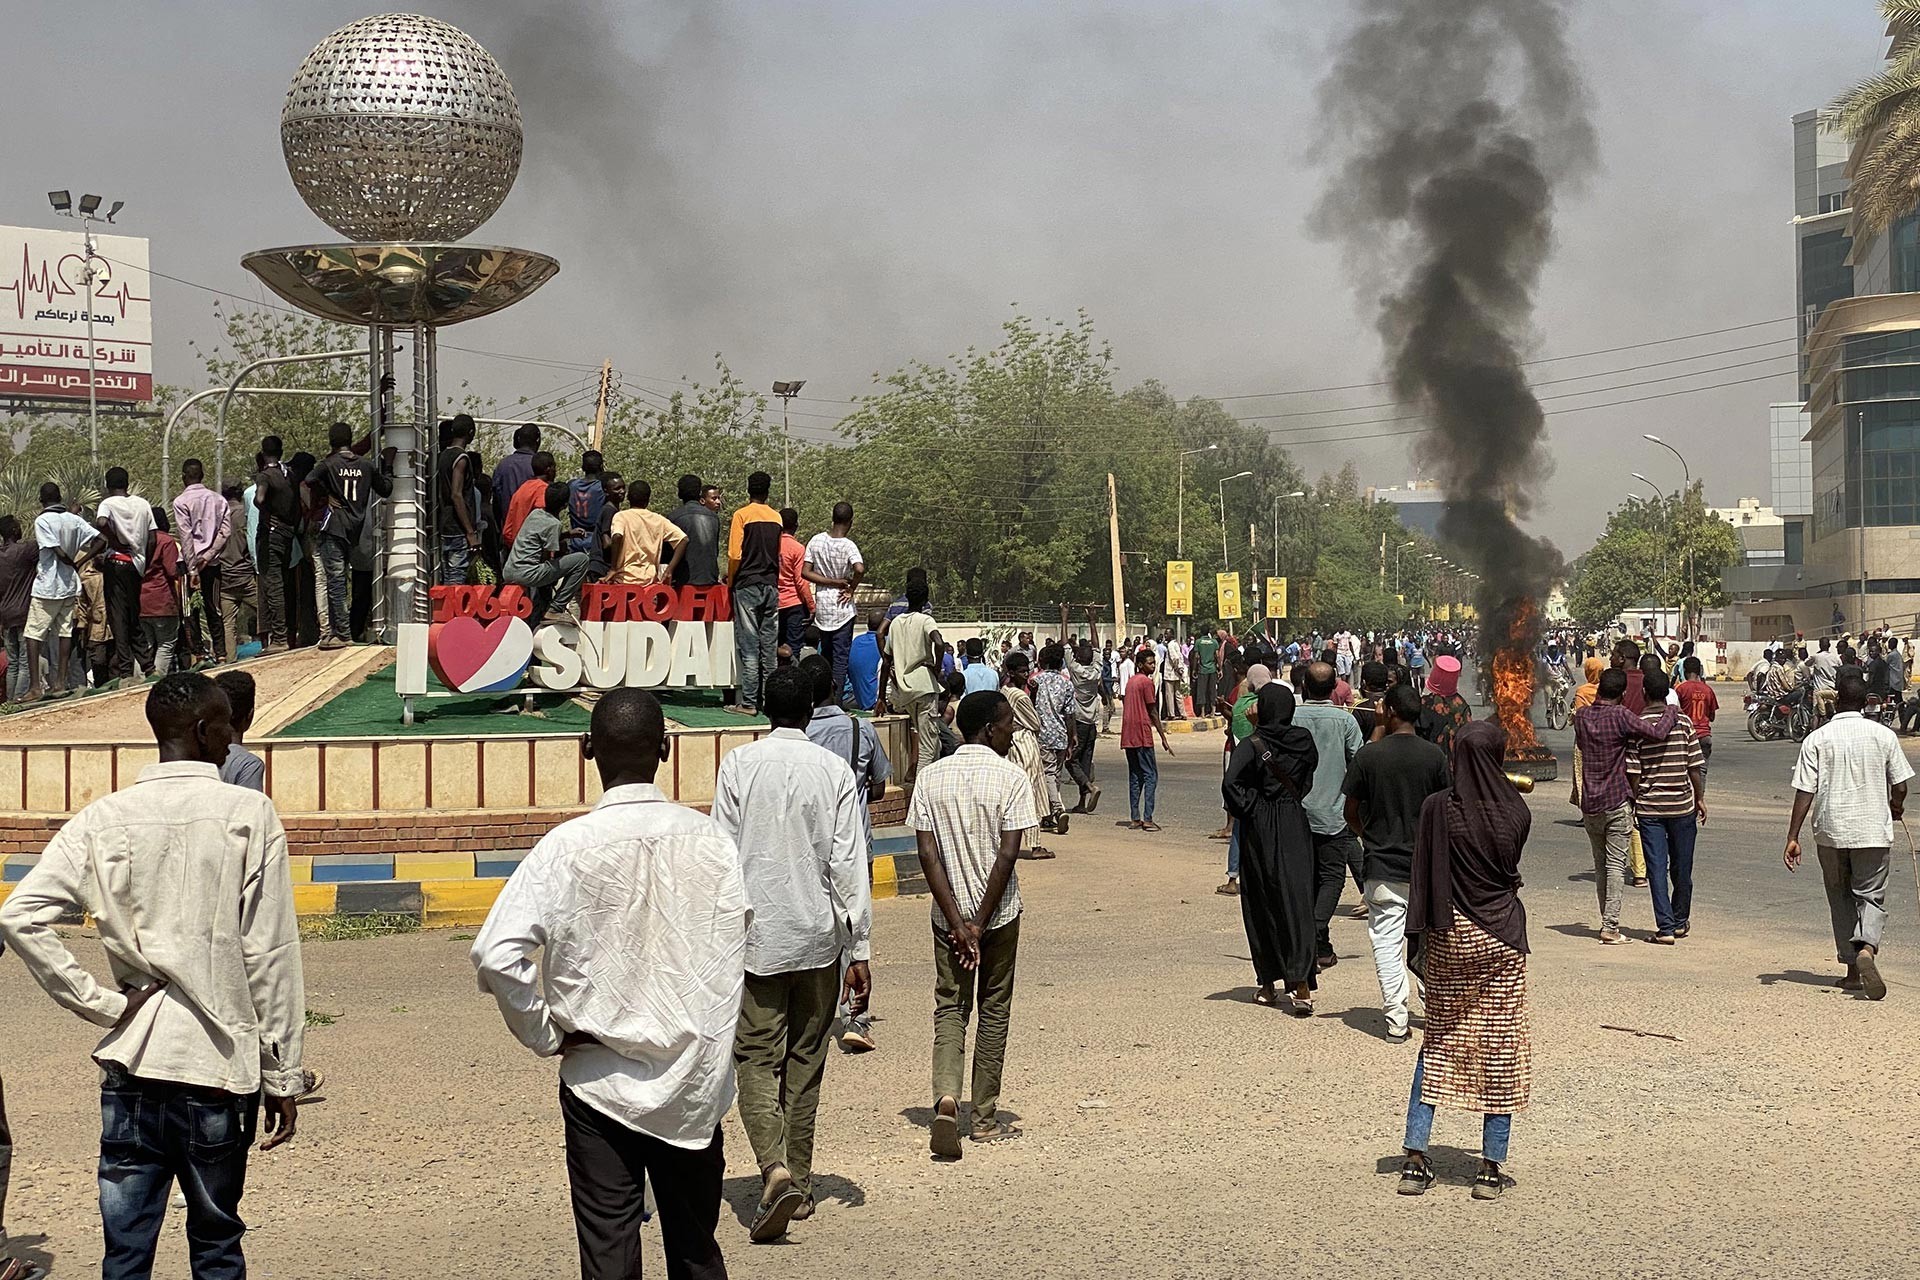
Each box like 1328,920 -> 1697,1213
1218,471 -> 1253,567
1626,490 -> 1671,617
1175,443 -> 1218,558
771,379 -> 805,506
1644,434 -> 1696,636
1392,539 -> 1419,593
50,190 -> 125,471
1270,490 -> 1307,576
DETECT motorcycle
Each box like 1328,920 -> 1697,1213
1746,689 -> 1812,742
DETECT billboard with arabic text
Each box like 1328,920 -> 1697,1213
0,224 -> 152,403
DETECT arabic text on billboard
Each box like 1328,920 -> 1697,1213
0,225 -> 153,402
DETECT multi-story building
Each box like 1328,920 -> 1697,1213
1364,479 -> 1446,540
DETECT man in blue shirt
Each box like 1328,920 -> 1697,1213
847,611 -> 884,710
1296,661 -> 1365,970
962,638 -> 1000,694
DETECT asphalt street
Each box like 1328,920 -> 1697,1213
2,682 -> 1917,1278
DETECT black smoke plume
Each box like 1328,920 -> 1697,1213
1313,0 -> 1596,656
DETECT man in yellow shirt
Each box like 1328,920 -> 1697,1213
605,480 -> 689,586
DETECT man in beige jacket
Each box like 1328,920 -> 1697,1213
0,671 -> 304,1280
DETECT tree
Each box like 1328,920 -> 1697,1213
1565,483 -> 1740,628
1828,1 -> 1920,235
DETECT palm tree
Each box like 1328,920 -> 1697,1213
1829,0 -> 1920,234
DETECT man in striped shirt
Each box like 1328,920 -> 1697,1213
1573,668 -> 1677,944
1626,668 -> 1706,945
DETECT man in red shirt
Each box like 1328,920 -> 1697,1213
140,510 -> 184,675
1676,655 -> 1719,773
502,451 -> 557,547
775,507 -> 816,659
1118,647 -> 1175,832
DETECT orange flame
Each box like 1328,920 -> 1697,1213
1493,599 -> 1543,753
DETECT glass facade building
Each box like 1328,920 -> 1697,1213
1812,330 -> 1920,542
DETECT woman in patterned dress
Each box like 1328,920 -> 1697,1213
1396,719 -> 1533,1201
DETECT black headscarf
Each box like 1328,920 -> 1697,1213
1408,719 -> 1531,953
1226,683 -> 1317,805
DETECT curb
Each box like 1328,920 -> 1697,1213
1165,716 -> 1225,735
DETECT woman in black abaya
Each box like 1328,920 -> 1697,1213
1223,683 -> 1321,1016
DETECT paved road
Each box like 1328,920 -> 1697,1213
3,689 -> 1918,1277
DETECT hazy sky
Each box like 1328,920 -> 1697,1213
0,1 -> 1891,552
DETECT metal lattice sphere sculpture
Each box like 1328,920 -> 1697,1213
282,13 -> 522,242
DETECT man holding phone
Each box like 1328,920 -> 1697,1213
0,672 -> 305,1278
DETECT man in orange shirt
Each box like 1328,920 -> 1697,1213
605,480 -> 689,586
728,472 -> 783,715
777,507 -> 816,659
502,451 -> 557,547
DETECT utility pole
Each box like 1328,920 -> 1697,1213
1108,472 -> 1128,643
772,379 -> 806,507
590,359 -> 613,450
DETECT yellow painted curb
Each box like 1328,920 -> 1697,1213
293,883 -> 338,918
1165,716 -> 1225,734
422,878 -> 508,928
871,855 -> 899,901
288,856 -> 314,885
396,853 -> 476,882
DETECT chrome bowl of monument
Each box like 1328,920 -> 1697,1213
239,243 -> 558,327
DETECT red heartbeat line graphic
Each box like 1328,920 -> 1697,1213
0,245 -> 150,321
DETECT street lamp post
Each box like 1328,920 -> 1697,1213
1218,471 -> 1253,567
1175,443 -> 1218,559
1392,540 -> 1419,594
48,190 -> 125,471
772,379 -> 805,507
1643,434 -> 1696,636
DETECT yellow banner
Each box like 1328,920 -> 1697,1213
1165,561 -> 1193,616
1265,575 -> 1288,619
1216,572 -> 1242,620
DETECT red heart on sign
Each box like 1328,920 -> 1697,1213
428,615 -> 535,693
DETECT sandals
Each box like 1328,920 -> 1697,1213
1140,821 -> 1163,832
1397,1156 -> 1435,1196
1288,992 -> 1314,1018
1018,846 -> 1057,860
1253,985 -> 1279,1007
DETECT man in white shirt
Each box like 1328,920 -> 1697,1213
913,689 -> 1037,1157
23,482 -> 104,702
0,672 -> 304,1277
1785,669 -> 1916,1000
883,573 -> 942,781
713,666 -> 869,1241
94,467 -> 155,682
804,501 -> 865,707
1807,638 -> 1843,720
473,689 -> 747,1280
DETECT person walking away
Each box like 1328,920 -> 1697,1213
1807,638 -> 1842,721
1065,639 -> 1104,811
473,688 -> 746,1278
138,510 -> 184,676
1625,668 -> 1707,946
775,507 -> 817,658
1783,668 -> 1914,999
712,668 -> 870,1242
913,690 -> 1037,1155
1120,647 -> 1175,831
1573,669 -> 1677,944
94,469 -> 153,682
0,516 -> 34,701
1567,655 -> 1606,808
1034,643 -> 1097,831
848,611 -> 884,711
666,475 -> 723,588
1397,720 -> 1533,1201
604,480 -> 688,587
171,459 -> 230,663
1407,638 -> 1427,694
434,416 -> 484,586
506,483 -> 591,625
1675,656 -> 1718,774
215,485 -> 257,659
1098,640 -> 1118,734
1224,683 -> 1321,1014
728,472 -> 784,716
1345,683 -> 1452,1040
799,655 -> 890,1053
1417,655 -> 1473,760
501,451 -> 558,550
1194,628 -> 1220,718
883,573 -> 943,779
0,672 -> 305,1275
999,651 -> 1055,857
564,451 -> 607,558
806,503 -> 865,702
961,639 -> 999,694
1298,662 -> 1366,966
302,422 -> 392,649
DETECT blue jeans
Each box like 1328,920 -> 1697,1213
819,620 -> 855,704
731,581 -> 778,711
439,533 -> 473,585
1404,1053 -> 1511,1163
1637,812 -> 1697,936
315,532 -> 351,641
99,1066 -> 258,1280
1125,746 -> 1157,822
1228,820 -> 1241,878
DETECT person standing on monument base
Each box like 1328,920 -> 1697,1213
728,472 -> 784,716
